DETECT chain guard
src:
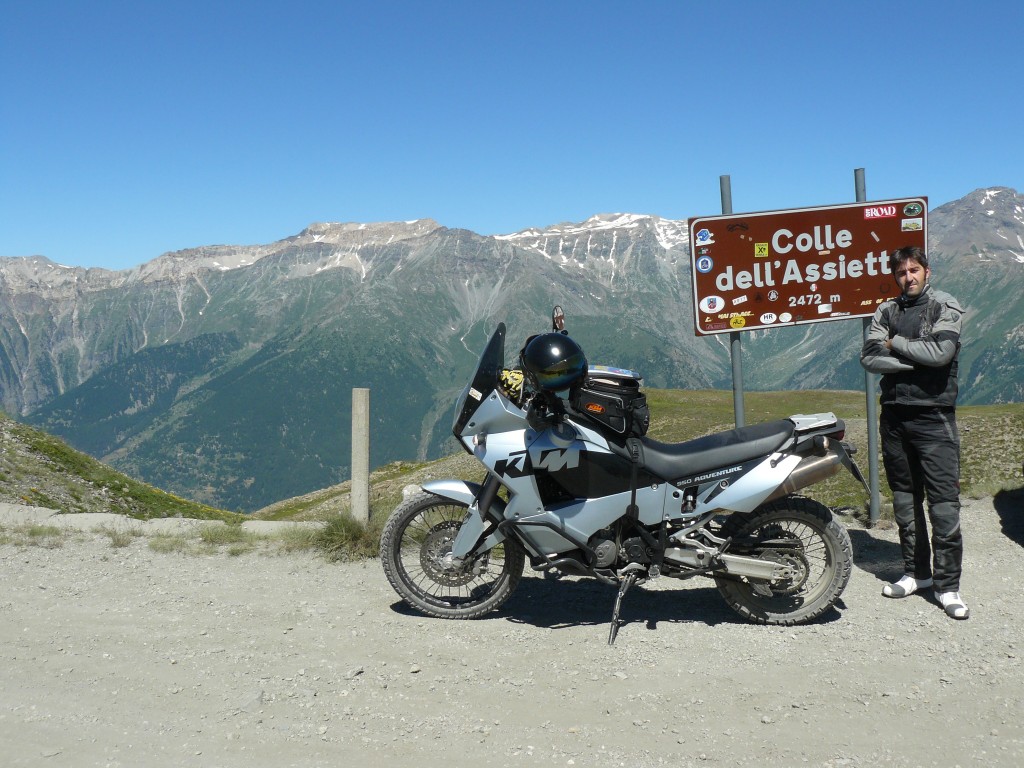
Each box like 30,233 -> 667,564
748,527 -> 809,597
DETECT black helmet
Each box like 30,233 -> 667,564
520,333 -> 587,391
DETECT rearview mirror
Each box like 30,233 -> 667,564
552,306 -> 565,333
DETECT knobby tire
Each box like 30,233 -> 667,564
714,496 -> 853,626
379,490 -> 525,619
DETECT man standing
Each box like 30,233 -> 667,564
860,246 -> 968,620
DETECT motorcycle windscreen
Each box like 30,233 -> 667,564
453,323 -> 506,436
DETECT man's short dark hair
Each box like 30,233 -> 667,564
889,246 -> 929,273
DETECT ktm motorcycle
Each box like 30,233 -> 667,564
380,309 -> 866,642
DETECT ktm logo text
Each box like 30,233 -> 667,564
494,448 -> 580,478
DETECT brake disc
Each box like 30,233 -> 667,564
419,520 -> 478,587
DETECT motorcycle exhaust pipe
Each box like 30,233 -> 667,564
762,451 -> 842,504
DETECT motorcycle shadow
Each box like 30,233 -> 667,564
497,574 -> 844,631
387,575 -> 846,631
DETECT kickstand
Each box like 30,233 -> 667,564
607,571 -> 639,645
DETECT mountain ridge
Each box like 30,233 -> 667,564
3,187 -> 1021,511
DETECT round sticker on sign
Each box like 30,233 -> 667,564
699,295 -> 725,313
729,316 -> 746,329
760,312 -> 778,324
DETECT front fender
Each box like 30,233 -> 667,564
421,479 -> 508,559
422,479 -> 484,507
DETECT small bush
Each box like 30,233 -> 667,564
314,513 -> 384,561
98,524 -> 143,548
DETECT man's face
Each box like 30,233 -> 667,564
893,257 -> 931,298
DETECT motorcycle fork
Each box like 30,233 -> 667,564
450,474 -> 505,561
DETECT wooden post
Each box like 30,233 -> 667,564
351,388 -> 370,523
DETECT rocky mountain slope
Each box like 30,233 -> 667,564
2,188 -> 1021,511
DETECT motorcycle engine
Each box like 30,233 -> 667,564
590,536 -> 617,568
588,532 -> 652,568
622,537 -> 651,564
587,528 -> 620,568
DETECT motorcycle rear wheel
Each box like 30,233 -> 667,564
713,496 -> 852,626
380,490 -> 525,619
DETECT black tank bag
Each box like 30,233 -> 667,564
570,371 -> 650,438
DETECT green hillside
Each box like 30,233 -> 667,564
0,410 -> 242,522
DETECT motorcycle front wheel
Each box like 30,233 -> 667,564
713,496 -> 853,626
379,489 -> 525,619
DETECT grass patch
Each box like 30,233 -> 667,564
26,524 -> 64,541
272,525 -> 322,553
148,532 -> 191,554
144,525 -> 264,556
144,523 -> 324,557
314,511 -> 385,562
198,524 -> 253,546
195,524 -> 262,555
0,523 -> 69,548
97,524 -> 144,548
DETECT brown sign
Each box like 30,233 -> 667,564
688,197 -> 927,336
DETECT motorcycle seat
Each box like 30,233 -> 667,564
638,420 -> 795,482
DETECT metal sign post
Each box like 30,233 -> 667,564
720,175 -> 745,428
855,169 -> 883,525
688,181 -> 927,523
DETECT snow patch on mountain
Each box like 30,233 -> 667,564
495,213 -> 689,260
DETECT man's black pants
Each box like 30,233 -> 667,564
880,404 -> 963,593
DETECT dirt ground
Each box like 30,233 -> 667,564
3,490 -> 1024,768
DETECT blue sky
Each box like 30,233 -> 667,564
3,1 -> 1021,270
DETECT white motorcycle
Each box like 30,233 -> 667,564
380,309 -> 865,642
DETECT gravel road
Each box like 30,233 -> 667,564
3,491 -> 1024,768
